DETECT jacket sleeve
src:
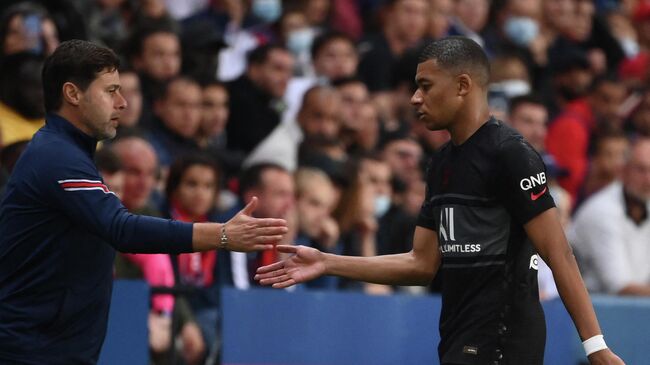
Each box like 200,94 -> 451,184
40,151 -> 193,254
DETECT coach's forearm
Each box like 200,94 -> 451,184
323,251 -> 435,286
192,222 -> 221,252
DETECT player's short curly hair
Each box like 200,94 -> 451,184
418,36 -> 490,87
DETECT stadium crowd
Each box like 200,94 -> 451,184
0,0 -> 649,364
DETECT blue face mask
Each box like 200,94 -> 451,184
503,16 -> 539,47
374,195 -> 391,218
251,0 -> 282,24
287,28 -> 316,55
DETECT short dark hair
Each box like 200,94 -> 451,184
247,44 -> 288,66
418,36 -> 490,87
154,75 -> 200,102
330,75 -> 365,89
239,163 -> 287,196
165,153 -> 221,201
42,40 -> 120,112
311,31 -> 355,60
508,94 -> 546,114
95,147 -> 123,174
123,19 -> 178,61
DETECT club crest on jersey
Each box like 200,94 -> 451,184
519,172 -> 546,191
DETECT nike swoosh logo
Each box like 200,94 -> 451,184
531,187 -> 547,201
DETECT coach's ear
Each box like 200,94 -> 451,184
62,82 -> 82,106
457,74 -> 471,97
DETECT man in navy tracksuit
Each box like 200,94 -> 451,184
0,40 -> 287,364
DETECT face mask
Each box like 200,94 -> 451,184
504,16 -> 539,47
497,79 -> 531,99
251,0 -> 282,24
287,28 -> 315,55
374,195 -> 391,217
620,38 -> 640,58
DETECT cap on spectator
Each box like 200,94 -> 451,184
548,46 -> 590,74
181,19 -> 225,50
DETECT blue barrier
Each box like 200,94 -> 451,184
100,282 -> 650,365
221,288 -> 650,365
98,280 -> 149,365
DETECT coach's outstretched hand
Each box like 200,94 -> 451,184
222,197 -> 288,252
255,245 -> 325,288
589,349 -> 625,365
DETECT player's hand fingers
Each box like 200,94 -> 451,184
275,245 -> 298,254
257,261 -> 285,274
259,274 -> 291,285
254,268 -> 286,280
272,278 -> 297,289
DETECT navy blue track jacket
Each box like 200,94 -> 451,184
0,114 -> 194,364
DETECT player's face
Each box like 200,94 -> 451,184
411,60 -> 461,131
78,69 -> 127,140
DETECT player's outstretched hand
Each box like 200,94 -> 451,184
225,197 -> 288,252
255,245 -> 326,288
588,349 -> 625,365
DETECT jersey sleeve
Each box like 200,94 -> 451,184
417,161 -> 438,231
497,137 -> 555,224
41,151 -> 193,254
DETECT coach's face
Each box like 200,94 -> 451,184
77,68 -> 127,140
410,60 -> 462,131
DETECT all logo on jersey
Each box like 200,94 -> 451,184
58,179 -> 115,195
439,207 -> 455,241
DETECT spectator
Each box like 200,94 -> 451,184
294,167 -> 341,289
284,31 -> 358,122
112,136 -> 205,363
115,67 -> 144,132
546,75 -> 628,202
125,19 -> 182,127
0,52 -> 45,147
95,146 -> 125,199
148,75 -> 202,169
571,138 -> 650,296
0,2 -> 59,57
245,84 -> 342,172
198,80 -> 229,151
331,76 -> 373,152
225,44 -> 294,156
358,0 -> 429,93
165,153 -> 226,364
506,94 -> 548,152
380,134 -> 423,186
580,129 -> 630,202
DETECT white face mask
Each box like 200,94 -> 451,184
496,79 -> 531,99
251,0 -> 282,24
374,194 -> 391,217
287,28 -> 316,55
503,16 -> 539,47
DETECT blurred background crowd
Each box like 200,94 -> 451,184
1,0 -> 650,364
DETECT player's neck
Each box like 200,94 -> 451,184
448,103 -> 491,146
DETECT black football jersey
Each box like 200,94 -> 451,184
418,118 -> 555,365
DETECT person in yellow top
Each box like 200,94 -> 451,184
0,53 -> 46,146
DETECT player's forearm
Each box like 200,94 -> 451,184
323,251 -> 436,286
547,247 -> 602,341
618,284 -> 650,296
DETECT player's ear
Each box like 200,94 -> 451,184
62,82 -> 82,106
457,74 -> 471,97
